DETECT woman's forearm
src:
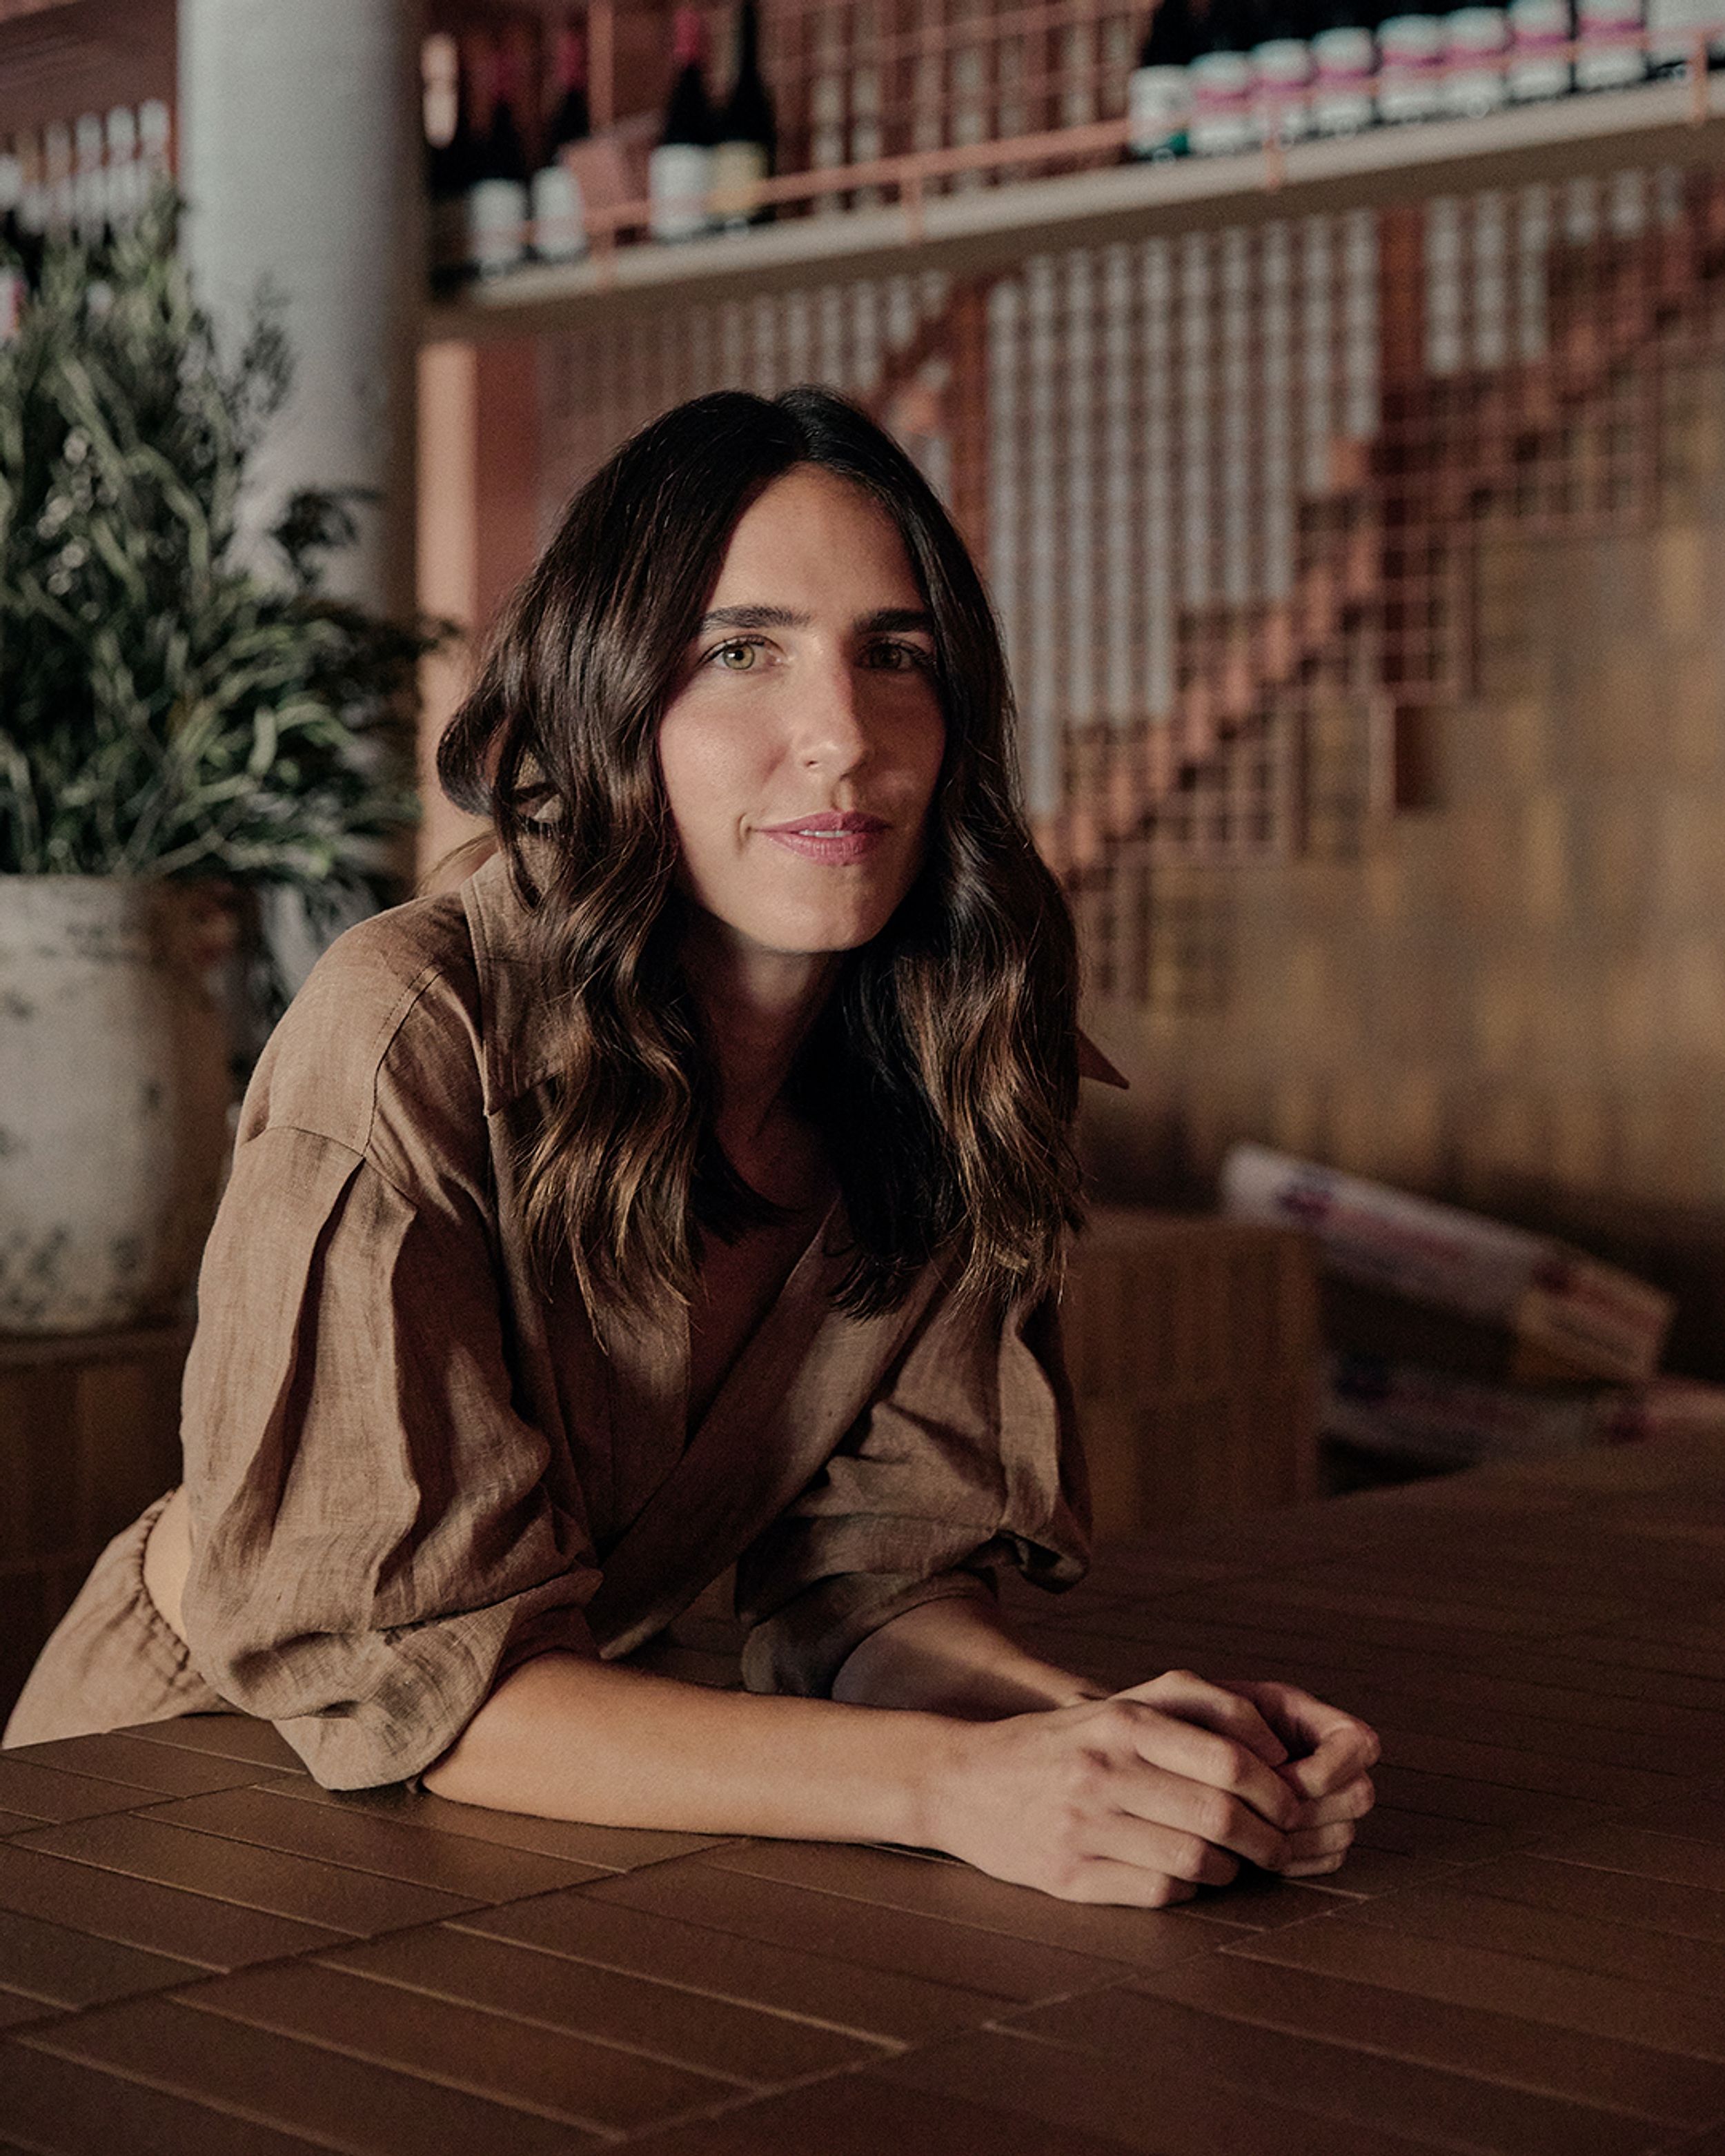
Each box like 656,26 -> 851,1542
831,1594 -> 1104,1719
421,1652 -> 949,1843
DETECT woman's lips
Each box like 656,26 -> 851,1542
758,812 -> 889,865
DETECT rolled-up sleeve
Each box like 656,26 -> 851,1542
179,1124 -> 601,1789
738,1283 -> 1090,1698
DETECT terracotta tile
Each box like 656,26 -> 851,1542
257,1773 -> 722,1872
1337,1685 -> 1724,1781
1370,1725 -> 1688,1808
706,1839 -> 1254,1967
1625,1792 -> 1725,1845
15,1813 -> 474,1937
0,1905 -> 200,2010
176,1959 -> 730,2135
2,1736 -> 262,1798
1311,1843 -> 1449,1899
1189,1872 -> 1360,1928
1351,1805 -> 1522,1863
1537,1823 -> 1725,1894
0,1991 -> 55,2031
17,1995 -> 602,2154
878,2023 -> 1441,2154
1012,1980 -> 1657,2155
1455,1852 -> 1725,1944
0,1759 -> 157,1826
115,1717 -> 305,1774
0,1843 -> 343,1971
324,1921 -> 886,2084
1568,1633 -> 1725,1685
1369,1766 -> 1613,1834
0,2041 -> 324,2155
142,1786 -> 604,1901
1158,1577 -> 1548,1642
1136,1941 -> 1725,2122
1232,1908 -> 1725,2060
459,1887 -> 1007,2042
620,2070 -> 1140,2156
1354,1879 -> 1725,1999
582,1855 -> 1122,2001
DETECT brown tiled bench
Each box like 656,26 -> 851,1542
6,1433 -> 1725,2153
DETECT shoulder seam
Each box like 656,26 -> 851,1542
237,1121 -> 422,1210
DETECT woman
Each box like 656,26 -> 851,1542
7,388 -> 1376,1906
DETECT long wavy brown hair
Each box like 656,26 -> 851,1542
437,386 -> 1081,1319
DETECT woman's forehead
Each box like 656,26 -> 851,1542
708,466 -> 923,611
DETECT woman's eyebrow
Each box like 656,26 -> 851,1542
693,604 -> 936,636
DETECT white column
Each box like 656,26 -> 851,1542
177,0 -> 423,619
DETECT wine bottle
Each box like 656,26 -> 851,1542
531,19 -> 589,263
1443,0 -> 1511,109
0,144 -> 26,342
466,34 -> 531,279
104,106 -> 141,233
650,7 -> 716,242
712,1 -> 776,229
1575,0 -> 1646,83
42,121 -> 73,243
72,112 -> 106,248
1253,0 -> 1317,143
1377,0 -> 1446,119
1310,0 -> 1379,131
425,34 -> 473,290
1506,0 -> 1573,92
1189,0 -> 1262,154
137,99 -> 172,201
1129,0 -> 1198,156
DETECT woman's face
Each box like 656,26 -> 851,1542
658,464 -> 947,966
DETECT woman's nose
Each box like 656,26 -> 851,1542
793,659 -> 871,772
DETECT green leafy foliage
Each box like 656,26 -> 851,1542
0,192 -> 437,938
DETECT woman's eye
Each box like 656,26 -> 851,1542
864,641 -> 931,673
712,640 -> 762,671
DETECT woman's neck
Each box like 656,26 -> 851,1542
680,913 -> 838,1200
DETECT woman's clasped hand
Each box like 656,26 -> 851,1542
929,1672 -> 1380,1906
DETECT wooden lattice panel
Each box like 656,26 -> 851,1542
536,159 -> 1725,1009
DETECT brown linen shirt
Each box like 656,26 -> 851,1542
162,848 -> 1089,1789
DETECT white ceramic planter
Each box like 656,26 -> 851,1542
0,878 -> 233,1334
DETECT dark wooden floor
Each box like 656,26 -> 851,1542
4,1435 -> 1725,2153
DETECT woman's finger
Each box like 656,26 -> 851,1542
1281,1819 -> 1357,1865
1216,1680 -> 1379,1795
1107,1699 -> 1303,1837
1119,1669 -> 1290,1768
1105,1753 -> 1292,1870
1290,1772 -> 1376,1828
1085,1803 -> 1246,1888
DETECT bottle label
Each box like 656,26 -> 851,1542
649,141 -> 713,241
1128,63 -> 1192,156
531,164 -> 588,264
1444,4 -> 1510,109
1190,50 -> 1256,154
1507,0 -> 1573,92
1378,12 -> 1446,118
709,139 -> 769,227
1648,0 -> 1725,63
1254,37 -> 1314,141
1312,26 -> 1377,133
468,177 -> 528,276
1577,0 -> 1646,82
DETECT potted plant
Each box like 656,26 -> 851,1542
0,196 -> 432,1334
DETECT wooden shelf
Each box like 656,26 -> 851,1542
423,72 -> 1725,345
